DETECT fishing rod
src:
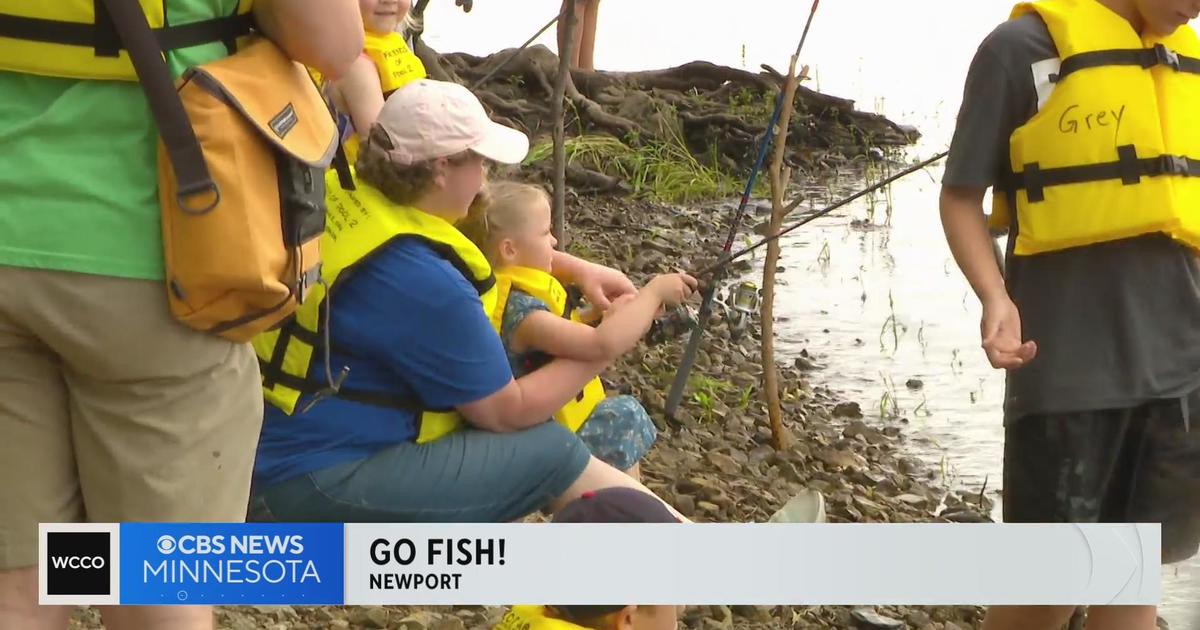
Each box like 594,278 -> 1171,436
663,0 -> 821,419
693,150 -> 949,279
470,11 -> 563,91
646,150 -> 949,347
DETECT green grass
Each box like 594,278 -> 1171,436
525,130 -> 742,203
727,87 -> 773,120
736,384 -> 755,411
687,374 -> 735,421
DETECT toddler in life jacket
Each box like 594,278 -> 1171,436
321,0 -> 428,162
494,487 -> 683,630
458,182 -> 697,477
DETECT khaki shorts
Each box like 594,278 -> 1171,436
0,267 -> 263,569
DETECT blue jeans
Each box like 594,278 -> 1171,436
248,421 -> 591,523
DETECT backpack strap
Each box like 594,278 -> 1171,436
96,0 -> 220,213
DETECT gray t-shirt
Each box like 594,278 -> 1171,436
943,13 -> 1200,421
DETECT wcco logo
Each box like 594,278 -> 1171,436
45,531 -> 112,596
50,554 -> 106,570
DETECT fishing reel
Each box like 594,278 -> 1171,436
647,304 -> 698,346
723,280 -> 760,338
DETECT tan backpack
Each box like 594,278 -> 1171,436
102,0 -> 337,342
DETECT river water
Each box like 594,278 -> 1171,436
425,1 -> 1199,625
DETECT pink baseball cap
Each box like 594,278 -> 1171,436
373,79 -> 529,165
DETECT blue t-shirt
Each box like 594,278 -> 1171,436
253,239 -> 514,487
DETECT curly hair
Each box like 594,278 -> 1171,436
354,126 -> 438,206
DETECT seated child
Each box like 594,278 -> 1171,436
495,487 -> 683,630
458,182 -> 696,476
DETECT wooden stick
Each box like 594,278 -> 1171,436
761,48 -> 802,452
551,1 -> 577,246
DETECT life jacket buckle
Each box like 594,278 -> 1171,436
1158,155 -> 1190,176
1153,43 -> 1181,71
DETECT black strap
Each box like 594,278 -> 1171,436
260,322 -> 295,390
314,71 -> 357,192
92,0 -> 121,57
1004,145 -> 1200,201
256,359 -> 428,411
332,139 -> 356,191
285,320 -> 357,359
563,286 -> 583,320
0,10 -> 252,55
93,0 -> 229,213
1053,44 -> 1200,83
258,319 -> 454,416
257,353 -> 457,415
412,237 -> 497,297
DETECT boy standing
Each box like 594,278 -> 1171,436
941,1 -> 1200,628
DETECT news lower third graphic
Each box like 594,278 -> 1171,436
39,523 -> 343,606
367,536 -> 506,591
41,523 -> 1163,606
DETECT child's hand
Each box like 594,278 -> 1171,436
646,273 -> 699,307
601,293 -> 637,320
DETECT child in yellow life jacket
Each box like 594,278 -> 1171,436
322,0 -> 427,162
459,182 -> 697,478
494,488 -> 683,630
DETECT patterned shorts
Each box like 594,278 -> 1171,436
578,395 -> 658,471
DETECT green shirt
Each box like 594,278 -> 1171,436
0,0 -> 241,280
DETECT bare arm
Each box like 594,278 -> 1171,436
456,357 -> 610,432
512,290 -> 663,361
939,185 -> 1008,305
332,56 -> 386,137
253,0 -> 363,80
550,250 -> 636,309
940,185 -> 1036,368
549,250 -> 589,284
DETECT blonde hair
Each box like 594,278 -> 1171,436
459,181 -> 550,264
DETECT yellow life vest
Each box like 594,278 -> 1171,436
362,30 -> 427,96
990,0 -> 1200,255
308,31 -> 425,164
0,0 -> 254,82
494,606 -> 591,630
253,166 -> 498,444
490,266 -> 607,433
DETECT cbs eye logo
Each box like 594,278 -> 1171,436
46,532 -> 111,596
157,535 -> 177,554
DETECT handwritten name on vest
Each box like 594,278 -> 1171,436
1058,103 -> 1126,136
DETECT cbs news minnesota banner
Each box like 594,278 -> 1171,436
40,523 -> 1161,606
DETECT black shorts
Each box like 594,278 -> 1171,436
1004,389 -> 1200,564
